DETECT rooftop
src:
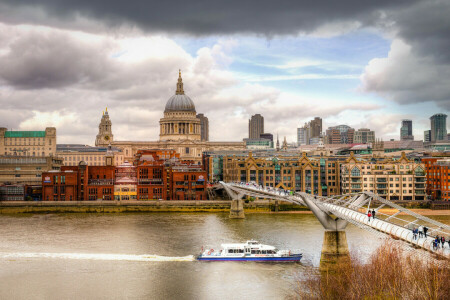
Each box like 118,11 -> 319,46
4,131 -> 45,138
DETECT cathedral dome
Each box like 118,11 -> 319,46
164,94 -> 196,112
164,70 -> 196,113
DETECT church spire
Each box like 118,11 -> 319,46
176,69 -> 184,95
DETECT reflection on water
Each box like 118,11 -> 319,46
0,213 -> 448,300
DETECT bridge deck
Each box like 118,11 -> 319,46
222,182 -> 450,259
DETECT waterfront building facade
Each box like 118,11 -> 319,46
354,128 -> 375,144
222,152 -> 342,196
400,120 -> 414,141
341,152 -> 426,201
0,155 -> 63,185
422,157 -> 450,201
249,114 -> 264,139
42,149 -> 207,200
430,113 -> 447,142
0,127 -> 56,157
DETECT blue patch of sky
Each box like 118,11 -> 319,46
175,30 -> 391,103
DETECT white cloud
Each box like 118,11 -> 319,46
360,39 -> 450,110
0,22 -> 386,145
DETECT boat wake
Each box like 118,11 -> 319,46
0,252 -> 195,262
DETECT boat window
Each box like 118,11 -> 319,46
228,249 -> 233,253
262,250 -> 266,254
251,250 -> 256,254
239,249 -> 244,253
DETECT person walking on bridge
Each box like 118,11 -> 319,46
371,209 -> 376,219
418,225 -> 424,238
423,226 -> 428,238
367,211 -> 372,222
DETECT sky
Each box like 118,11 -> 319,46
0,0 -> 449,145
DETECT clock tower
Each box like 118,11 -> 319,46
95,108 -> 114,147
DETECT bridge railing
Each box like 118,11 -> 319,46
222,181 -> 450,259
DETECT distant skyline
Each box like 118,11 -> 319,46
0,0 -> 449,144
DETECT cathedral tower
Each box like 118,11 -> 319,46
95,108 -> 114,146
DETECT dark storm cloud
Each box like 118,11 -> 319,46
0,0 -> 417,35
0,30 -> 113,89
389,0 -> 450,63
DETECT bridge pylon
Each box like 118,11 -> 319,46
300,195 -> 353,271
222,183 -> 245,219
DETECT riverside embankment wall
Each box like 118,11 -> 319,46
0,200 -> 308,214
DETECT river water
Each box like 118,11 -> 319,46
0,213 -> 448,299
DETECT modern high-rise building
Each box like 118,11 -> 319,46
325,125 -> 355,144
310,117 -> 322,139
430,113 -> 447,142
424,130 -> 431,142
296,117 -> 322,145
354,128 -> 375,144
249,114 -> 264,139
400,120 -> 414,141
297,125 -> 310,146
196,113 -> 209,141
260,133 -> 273,143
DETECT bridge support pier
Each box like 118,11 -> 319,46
300,195 -> 350,271
229,199 -> 245,219
320,230 -> 350,272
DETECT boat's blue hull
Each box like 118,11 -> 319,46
197,254 -> 302,262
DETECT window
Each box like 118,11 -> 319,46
351,167 -> 360,176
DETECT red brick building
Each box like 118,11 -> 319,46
42,150 -> 208,201
168,165 -> 207,200
42,169 -> 78,201
423,157 -> 450,201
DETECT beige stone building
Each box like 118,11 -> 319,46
57,144 -> 125,167
0,127 -> 56,157
0,155 -> 63,185
96,71 -> 245,163
222,152 -> 342,196
341,152 -> 426,201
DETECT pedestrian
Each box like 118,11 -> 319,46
447,237 -> 450,248
418,225 -> 424,238
423,226 -> 428,238
368,211 -> 372,222
441,236 -> 445,248
372,209 -> 376,219
435,236 -> 440,249
433,240 -> 437,251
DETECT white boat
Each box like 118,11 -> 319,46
197,240 -> 302,262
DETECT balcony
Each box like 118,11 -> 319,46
415,184 -> 425,189
415,178 -> 426,182
88,179 -> 114,185
376,184 -> 387,189
376,178 -> 387,183
415,190 -> 425,195
138,179 -> 163,185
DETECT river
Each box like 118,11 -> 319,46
0,213 -> 448,299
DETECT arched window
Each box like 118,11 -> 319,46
351,167 -> 360,177
342,167 -> 348,175
415,167 -> 425,176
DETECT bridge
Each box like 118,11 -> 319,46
220,181 -> 450,269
